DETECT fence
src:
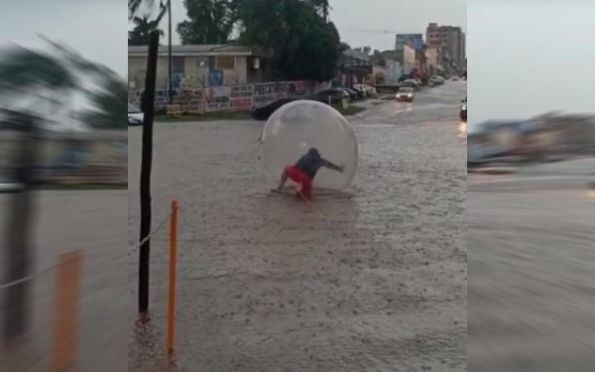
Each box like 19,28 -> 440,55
128,80 -> 319,115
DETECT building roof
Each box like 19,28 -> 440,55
370,50 -> 404,65
342,48 -> 371,61
128,44 -> 261,57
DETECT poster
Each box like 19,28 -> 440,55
204,87 -> 231,112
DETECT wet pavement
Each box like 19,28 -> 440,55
128,81 -> 467,371
468,158 -> 595,371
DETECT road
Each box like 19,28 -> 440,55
128,81 -> 467,372
468,158 -> 595,372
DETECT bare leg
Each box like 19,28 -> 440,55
277,169 -> 288,191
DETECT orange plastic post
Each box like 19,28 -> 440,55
50,251 -> 82,372
167,200 -> 178,354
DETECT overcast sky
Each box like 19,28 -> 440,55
469,0 -> 595,124
164,0 -> 466,50
1,0 -> 126,78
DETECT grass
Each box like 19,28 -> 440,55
336,105 -> 366,116
155,110 -> 252,122
151,103 -> 366,123
34,183 -> 127,191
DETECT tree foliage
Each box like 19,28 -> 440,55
235,0 -> 341,81
177,0 -> 237,44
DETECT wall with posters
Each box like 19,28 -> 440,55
128,80 -> 316,114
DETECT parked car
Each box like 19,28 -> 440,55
251,97 -> 298,121
342,87 -> 359,101
362,84 -> 377,97
396,87 -> 415,102
0,171 -> 23,193
399,79 -> 420,90
429,75 -> 445,86
128,103 -> 144,126
311,88 -> 350,105
351,85 -> 366,99
460,97 -> 467,121
350,87 -> 366,99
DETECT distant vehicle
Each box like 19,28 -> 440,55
429,76 -> 445,86
352,84 -> 368,97
353,84 -> 376,97
128,103 -> 144,126
0,182 -> 23,193
396,87 -> 415,102
251,97 -> 298,121
311,88 -> 350,105
0,165 -> 23,193
342,87 -> 359,101
460,97 -> 467,121
399,79 -> 420,90
351,85 -> 366,99
363,84 -> 377,96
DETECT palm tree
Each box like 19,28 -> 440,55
129,15 -> 166,45
129,0 -> 166,20
129,0 -> 167,45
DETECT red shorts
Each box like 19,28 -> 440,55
284,165 -> 312,198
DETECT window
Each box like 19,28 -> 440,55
173,57 -> 184,73
217,56 -> 235,70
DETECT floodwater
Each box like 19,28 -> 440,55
128,82 -> 467,371
468,158 -> 595,371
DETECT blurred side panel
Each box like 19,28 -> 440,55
468,0 -> 595,371
0,1 -> 127,371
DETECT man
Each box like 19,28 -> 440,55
276,147 -> 344,199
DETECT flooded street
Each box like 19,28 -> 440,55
128,82 -> 467,371
468,158 -> 595,371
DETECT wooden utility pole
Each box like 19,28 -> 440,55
139,31 -> 159,314
168,0 -> 173,104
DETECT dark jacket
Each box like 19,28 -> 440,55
295,148 -> 339,179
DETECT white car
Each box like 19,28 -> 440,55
354,84 -> 376,97
128,103 -> 144,126
429,76 -> 445,86
396,87 -> 415,102
363,84 -> 377,96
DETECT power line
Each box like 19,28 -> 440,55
342,28 -> 399,34
340,27 -> 426,35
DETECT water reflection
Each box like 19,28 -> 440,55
458,121 -> 467,139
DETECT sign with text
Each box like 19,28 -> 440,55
204,87 -> 231,112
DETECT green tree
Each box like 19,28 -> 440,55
177,0 -> 237,44
236,0 -> 341,81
